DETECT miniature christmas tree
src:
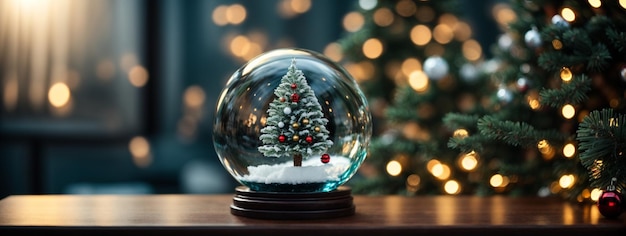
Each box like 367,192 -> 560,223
259,59 -> 333,167
443,0 -> 626,202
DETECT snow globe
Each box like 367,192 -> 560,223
213,48 -> 371,219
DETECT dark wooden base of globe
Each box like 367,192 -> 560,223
230,186 -> 355,220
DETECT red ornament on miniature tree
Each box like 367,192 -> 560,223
291,83 -> 297,89
321,153 -> 330,163
305,136 -> 313,143
278,135 -> 286,143
291,93 -> 300,103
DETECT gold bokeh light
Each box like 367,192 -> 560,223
459,151 -> 478,171
373,8 -> 394,27
433,24 -> 454,44
561,104 -> 575,119
560,67 -> 572,82
410,25 -> 431,46
343,12 -> 365,32
386,160 -> 402,176
462,39 -> 482,61
362,38 -> 383,59
563,143 -> 576,158
561,7 -> 576,22
444,180 -> 461,194
588,0 -> 601,8
226,4 -> 246,25
48,82 -> 71,108
128,65 -> 149,87
408,70 -> 429,93
559,174 -> 575,189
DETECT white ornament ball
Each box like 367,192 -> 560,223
516,77 -> 530,92
621,66 -> 626,82
460,63 -> 479,83
283,107 -> 292,115
524,28 -> 542,48
278,121 -> 285,128
498,34 -> 513,50
497,87 -> 513,104
423,56 -> 449,80
551,15 -> 569,28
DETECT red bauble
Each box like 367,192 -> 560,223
280,97 -> 286,102
291,93 -> 300,103
305,136 -> 313,143
291,83 -> 297,89
321,153 -> 330,163
597,190 -> 624,218
278,135 -> 286,143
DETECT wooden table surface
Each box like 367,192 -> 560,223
0,194 -> 624,235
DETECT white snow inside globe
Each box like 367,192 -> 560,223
213,48 -> 371,192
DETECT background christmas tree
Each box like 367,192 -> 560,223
443,0 -> 626,201
259,59 -> 333,167
337,0 -> 498,195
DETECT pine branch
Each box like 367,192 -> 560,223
539,74 -> 591,108
447,135 -> 485,153
442,113 -> 480,131
576,109 -> 626,190
606,28 -> 626,52
477,116 -> 565,148
587,43 -> 611,72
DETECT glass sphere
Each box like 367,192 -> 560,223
213,48 -> 372,192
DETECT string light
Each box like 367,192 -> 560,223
430,163 -> 451,180
621,0 -> 626,9
453,22 -> 472,42
526,90 -> 541,110
410,25 -> 431,46
128,65 -> 149,87
408,71 -> 429,93
537,139 -> 556,160
558,174 -> 575,189
386,160 -> 402,176
373,8 -> 394,27
129,136 -> 152,168
452,129 -> 469,139
406,174 -> 421,190
225,4 -> 246,25
562,143 -> 576,158
362,38 -> 383,59
48,82 -> 71,108
433,24 -> 454,44
588,0 -> 602,8
323,43 -> 343,62
444,180 -> 461,194
560,7 -> 576,22
560,67 -> 572,82
489,174 -> 510,188
401,58 -> 422,77
552,39 -> 563,50
590,188 -> 603,201
343,12 -> 365,32
459,151 -> 478,171
561,104 -> 575,119
395,0 -> 416,17
462,39 -> 482,61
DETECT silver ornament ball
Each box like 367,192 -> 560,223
423,56 -> 449,80
524,28 -> 542,48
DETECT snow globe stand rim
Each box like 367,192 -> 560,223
230,186 -> 355,220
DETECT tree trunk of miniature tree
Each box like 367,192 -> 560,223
293,153 -> 302,167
